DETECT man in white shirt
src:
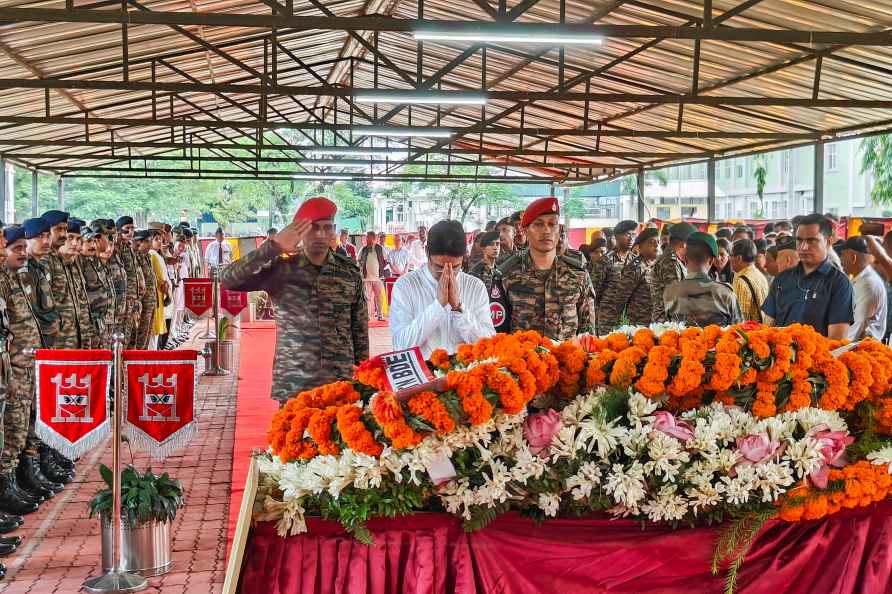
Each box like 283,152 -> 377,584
390,220 -> 495,358
407,225 -> 428,271
204,227 -> 233,272
840,236 -> 887,341
387,234 -> 411,276
358,231 -> 387,321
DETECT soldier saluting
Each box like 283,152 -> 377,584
498,197 -> 594,341
222,197 -> 368,406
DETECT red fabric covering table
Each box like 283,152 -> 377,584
238,500 -> 892,594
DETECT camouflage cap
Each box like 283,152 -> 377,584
687,231 -> 718,257
668,222 -> 697,241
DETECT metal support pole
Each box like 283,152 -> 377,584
57,176 -> 65,210
707,158 -> 716,223
203,267 -> 228,377
83,335 -> 148,594
0,160 -> 5,224
813,141 -> 824,213
636,169 -> 646,222
31,169 -> 38,217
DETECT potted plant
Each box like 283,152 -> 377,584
208,317 -> 236,370
89,464 -> 184,577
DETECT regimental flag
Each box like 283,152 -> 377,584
122,350 -> 199,458
35,349 -> 112,460
183,278 -> 213,316
380,347 -> 435,392
220,288 -> 247,317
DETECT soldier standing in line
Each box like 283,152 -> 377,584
0,227 -> 66,519
597,227 -> 661,332
115,217 -> 145,348
495,217 -> 517,265
80,226 -> 116,348
222,197 -> 368,405
509,210 -> 527,251
55,218 -> 97,348
590,220 -> 638,334
499,197 -> 594,341
664,232 -> 742,327
97,220 -> 128,341
132,230 -> 158,349
40,210 -> 87,349
468,230 -> 501,294
650,222 -> 696,323
21,218 -> 59,349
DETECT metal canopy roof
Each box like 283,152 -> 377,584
0,0 -> 890,183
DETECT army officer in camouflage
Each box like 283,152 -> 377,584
499,196 -> 594,341
597,227 -> 661,331
222,197 -> 368,404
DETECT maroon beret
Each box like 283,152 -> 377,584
294,196 -> 337,223
521,196 -> 560,227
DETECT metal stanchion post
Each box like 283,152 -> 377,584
202,267 -> 228,377
84,334 -> 148,593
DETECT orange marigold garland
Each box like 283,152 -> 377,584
635,345 -> 676,398
407,391 -> 456,435
353,358 -> 388,392
447,369 -> 494,425
335,405 -> 383,456
550,341 -> 588,398
778,461 -> 892,521
307,407 -> 341,456
609,346 -> 647,388
430,349 -> 452,371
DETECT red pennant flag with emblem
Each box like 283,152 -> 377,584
122,350 -> 199,458
183,278 -> 213,316
35,349 -> 112,460
220,288 -> 247,317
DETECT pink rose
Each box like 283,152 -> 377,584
524,410 -> 563,458
736,433 -> 785,464
651,411 -> 694,442
809,428 -> 854,488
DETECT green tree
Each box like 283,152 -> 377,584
861,135 -> 892,206
329,181 -> 374,228
753,155 -> 768,218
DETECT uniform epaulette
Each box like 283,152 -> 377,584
496,253 -> 523,275
330,249 -> 358,269
559,254 -> 587,270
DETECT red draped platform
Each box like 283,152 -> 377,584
237,501 -> 892,594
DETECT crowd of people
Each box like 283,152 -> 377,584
0,211 -> 206,575
235,196 -> 892,415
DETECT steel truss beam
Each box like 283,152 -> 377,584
0,9 -> 888,45
56,167 -> 565,181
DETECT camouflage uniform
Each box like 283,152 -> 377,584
496,245 -> 518,266
115,240 -> 143,347
0,270 -> 42,472
589,250 -> 635,335
50,253 -> 96,348
134,252 -> 157,349
598,254 -> 655,332
663,272 -> 743,327
222,241 -> 369,403
499,251 -> 595,341
21,258 -> 59,348
468,260 -> 500,295
106,253 -> 128,340
80,256 -> 116,348
650,249 -> 687,323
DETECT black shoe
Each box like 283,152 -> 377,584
39,449 -> 72,485
24,456 -> 63,494
0,475 -> 38,516
51,449 -> 75,472
16,459 -> 53,502
0,513 -> 22,527
0,512 -> 20,534
0,563 -> 6,579
0,543 -> 16,557
0,536 -> 21,547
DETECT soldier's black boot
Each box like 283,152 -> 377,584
0,542 -> 16,557
16,458 -> 53,501
0,474 -> 38,515
0,563 -> 6,579
8,474 -> 41,506
40,448 -> 72,484
0,512 -> 20,534
23,456 -> 62,494
49,448 -> 76,475
0,536 -> 21,547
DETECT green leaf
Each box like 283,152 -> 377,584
99,464 -> 113,487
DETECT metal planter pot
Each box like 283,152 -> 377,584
100,515 -> 172,577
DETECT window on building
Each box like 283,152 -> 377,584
736,161 -> 744,178
781,151 -> 790,178
385,207 -> 394,223
657,207 -> 671,219
724,160 -> 732,178
827,143 -> 839,172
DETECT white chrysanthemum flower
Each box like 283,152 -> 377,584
604,462 -> 647,508
511,447 -> 547,482
621,425 -> 650,458
565,461 -> 602,500
548,425 -> 579,461
538,493 -> 561,517
351,453 -> 385,490
793,408 -> 848,434
713,448 -> 739,473
686,481 -> 724,514
866,447 -> 892,472
750,461 -> 795,503
577,416 -> 627,459
640,485 -> 688,522
783,437 -> 824,478
721,475 -> 752,505
627,391 -> 659,422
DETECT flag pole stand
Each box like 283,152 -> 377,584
202,267 -> 228,377
84,334 -> 148,594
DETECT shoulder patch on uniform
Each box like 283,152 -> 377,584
331,249 -> 358,269
559,254 -> 586,270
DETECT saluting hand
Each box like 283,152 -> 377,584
273,219 -> 311,254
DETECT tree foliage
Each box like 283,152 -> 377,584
752,155 -> 767,218
861,135 -> 892,206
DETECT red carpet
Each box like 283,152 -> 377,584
227,320 -> 278,557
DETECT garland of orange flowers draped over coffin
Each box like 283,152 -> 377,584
254,322 -> 892,590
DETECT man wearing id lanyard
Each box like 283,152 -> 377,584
762,213 -> 853,339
